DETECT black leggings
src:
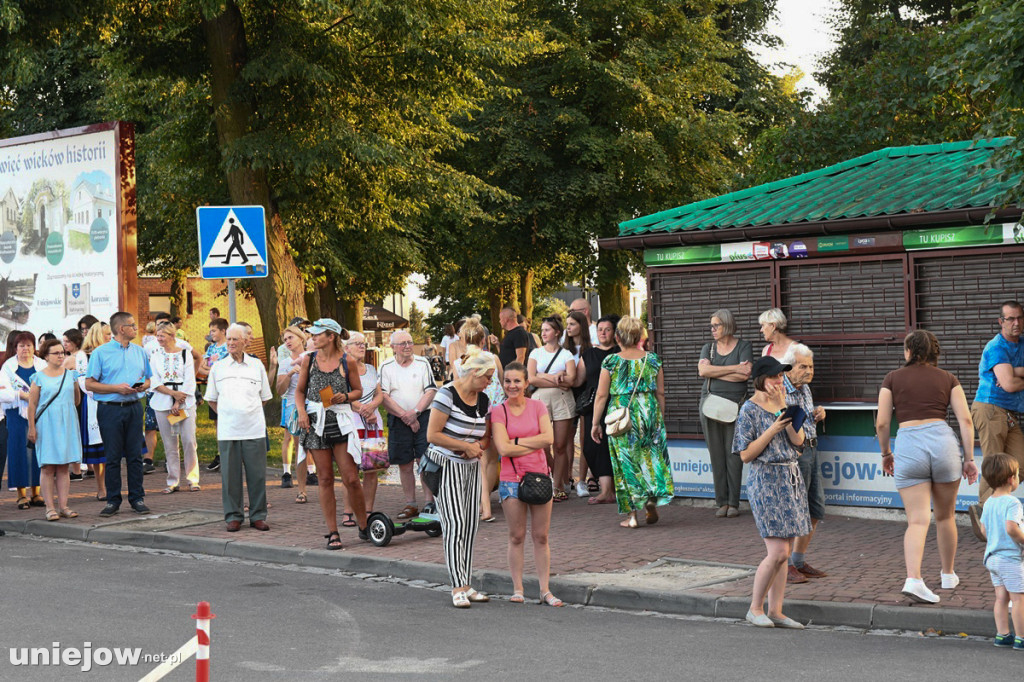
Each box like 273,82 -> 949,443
582,411 -> 612,478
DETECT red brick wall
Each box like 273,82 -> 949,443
136,276 -> 269,362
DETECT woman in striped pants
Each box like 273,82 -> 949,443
425,345 -> 494,608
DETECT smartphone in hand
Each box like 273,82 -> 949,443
781,404 -> 807,432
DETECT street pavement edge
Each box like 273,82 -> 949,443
0,518 -> 994,637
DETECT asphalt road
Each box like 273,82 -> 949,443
0,535 -> 1017,681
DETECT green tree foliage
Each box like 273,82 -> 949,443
931,0 -> 1024,205
407,302 -> 427,344
743,0 -> 994,185
424,0 -> 793,323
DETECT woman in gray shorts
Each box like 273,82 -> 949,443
876,330 -> 978,604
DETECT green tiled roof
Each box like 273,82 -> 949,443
619,138 -> 1021,237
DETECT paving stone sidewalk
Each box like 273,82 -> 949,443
1,464 -> 995,616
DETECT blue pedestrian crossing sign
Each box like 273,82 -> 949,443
196,205 -> 268,279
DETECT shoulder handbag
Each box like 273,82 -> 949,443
575,386 -> 596,415
502,404 -> 553,504
526,348 -> 562,398
604,353 -> 649,438
700,342 -> 740,424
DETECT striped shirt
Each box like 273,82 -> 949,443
428,384 -> 490,461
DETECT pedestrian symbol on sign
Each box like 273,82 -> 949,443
200,209 -> 267,271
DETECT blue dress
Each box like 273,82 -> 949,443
32,370 -> 83,466
731,400 -> 810,539
6,364 -> 39,488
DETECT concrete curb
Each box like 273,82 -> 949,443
1,520 -> 993,636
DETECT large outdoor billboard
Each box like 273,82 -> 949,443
0,122 -> 136,345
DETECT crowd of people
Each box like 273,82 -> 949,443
3,298 -> 1024,645
699,301 -> 1024,644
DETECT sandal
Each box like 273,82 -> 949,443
162,486 -> 179,494
295,492 -> 308,504
588,496 -> 615,505
552,489 -> 569,503
189,484 -> 202,492
465,588 -> 490,603
452,591 -> 471,609
59,508 -> 78,519
45,509 -> 59,522
644,497 -> 659,525
30,495 -> 45,507
587,477 -> 599,493
17,496 -> 30,510
620,513 -> 639,529
509,592 -> 525,604
397,504 -> 418,520
480,515 -> 495,523
324,531 -> 343,550
340,513 -> 357,528
539,591 -> 564,607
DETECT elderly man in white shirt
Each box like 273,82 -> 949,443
205,324 -> 273,532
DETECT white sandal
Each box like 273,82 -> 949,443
452,591 -> 471,609
465,588 -> 490,603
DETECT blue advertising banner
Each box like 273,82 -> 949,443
668,436 -> 998,511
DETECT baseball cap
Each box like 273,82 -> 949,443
307,318 -> 342,335
751,356 -> 792,380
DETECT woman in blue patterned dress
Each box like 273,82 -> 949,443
733,356 -> 810,629
590,316 -> 673,528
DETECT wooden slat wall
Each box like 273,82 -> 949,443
648,264 -> 772,435
913,249 -> 1024,402
647,247 -> 1024,437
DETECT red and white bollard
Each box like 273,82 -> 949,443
191,601 -> 216,682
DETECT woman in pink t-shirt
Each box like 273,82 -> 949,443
490,361 -> 562,606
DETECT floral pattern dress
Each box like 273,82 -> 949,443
731,401 -> 810,538
601,352 -> 673,514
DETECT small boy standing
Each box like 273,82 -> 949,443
979,452 -> 1024,649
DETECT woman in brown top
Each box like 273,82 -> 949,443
876,330 -> 977,604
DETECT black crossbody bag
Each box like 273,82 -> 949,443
502,404 -> 553,505
34,370 -> 68,421
304,351 -> 350,445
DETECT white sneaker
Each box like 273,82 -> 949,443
901,578 -> 940,604
576,481 -> 590,497
940,573 -> 959,589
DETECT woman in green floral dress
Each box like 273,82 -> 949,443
590,317 -> 674,528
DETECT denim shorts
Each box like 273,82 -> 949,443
986,555 -> 1024,593
498,480 -> 520,502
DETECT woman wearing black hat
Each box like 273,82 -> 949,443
732,356 -> 809,629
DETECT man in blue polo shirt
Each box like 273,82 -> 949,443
968,300 -> 1024,540
86,311 -> 152,517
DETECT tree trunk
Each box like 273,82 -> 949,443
339,297 -> 364,333
169,271 -> 188,317
519,268 -> 534,321
596,250 -> 629,317
303,283 -> 320,324
487,287 -> 501,340
508,277 -> 519,313
202,1 -> 305,360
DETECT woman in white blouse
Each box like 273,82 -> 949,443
149,321 -> 200,493
342,332 -> 384,521
528,316 -> 576,502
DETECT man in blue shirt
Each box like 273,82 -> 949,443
86,311 -> 152,516
969,300 -> 1024,539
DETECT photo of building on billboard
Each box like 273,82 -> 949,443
0,123 -> 136,345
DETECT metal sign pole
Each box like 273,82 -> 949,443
227,278 -> 237,323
